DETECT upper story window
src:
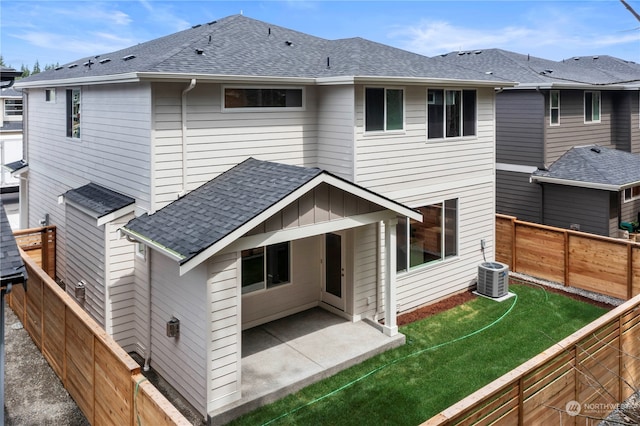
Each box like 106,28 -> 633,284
550,90 -> 560,125
223,87 -> 303,110
624,186 -> 640,202
45,89 -> 56,103
241,242 -> 291,294
428,89 -> 476,139
4,99 -> 22,117
365,87 -> 404,132
584,91 -> 601,123
396,199 -> 458,272
66,89 -> 81,138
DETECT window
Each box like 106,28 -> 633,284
45,89 -> 56,103
224,87 -> 303,109
550,90 -> 560,125
624,186 -> 640,202
66,89 -> 81,138
365,87 -> 404,132
396,199 -> 458,272
428,89 -> 476,139
4,99 -> 22,116
136,243 -> 146,260
241,242 -> 290,294
584,91 -> 601,123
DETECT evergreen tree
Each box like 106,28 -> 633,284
32,60 -> 41,75
20,64 -> 30,77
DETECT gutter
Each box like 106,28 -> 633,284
530,175 -> 625,192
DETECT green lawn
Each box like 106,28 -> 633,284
230,284 -> 609,426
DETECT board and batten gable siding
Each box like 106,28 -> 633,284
206,252 -> 241,412
545,90 -> 614,165
151,82 -> 319,211
496,169 -> 542,223
542,184 -> 611,236
316,85 -> 355,180
150,251 -> 208,416
495,90 -> 545,166
106,214 -> 137,350
65,205 -> 106,326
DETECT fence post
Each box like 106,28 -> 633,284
628,244 -> 633,300
564,231 -> 569,286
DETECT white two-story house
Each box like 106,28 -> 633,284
15,14 -> 513,421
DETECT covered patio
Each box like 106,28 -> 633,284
211,307 -> 405,423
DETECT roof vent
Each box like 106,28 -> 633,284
122,55 -> 136,61
55,66 -> 63,71
544,69 -> 553,73
474,50 -> 482,54
99,58 -> 111,64
83,60 -> 94,69
485,71 -> 493,75
207,20 -> 217,25
68,64 -> 78,69
195,48 -> 204,55
590,147 -> 601,154
573,57 -> 580,60
592,56 -> 599,60
457,51 -> 465,56
192,24 -> 202,29
285,41 -> 293,46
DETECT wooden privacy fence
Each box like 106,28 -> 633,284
423,287 -> 640,425
12,225 -> 56,278
8,247 -> 191,426
496,214 -> 640,300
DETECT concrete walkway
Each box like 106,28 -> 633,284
211,308 -> 405,423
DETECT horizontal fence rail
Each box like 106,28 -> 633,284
496,214 -> 640,300
423,288 -> 640,425
8,244 -> 191,426
12,225 -> 56,279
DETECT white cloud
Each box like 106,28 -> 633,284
14,31 -> 135,58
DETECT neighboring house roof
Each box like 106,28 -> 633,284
531,145 -> 640,190
122,157 -> 420,274
567,55 -> 640,84
15,14 -> 512,87
63,182 -> 136,226
2,160 -> 27,175
0,198 -> 26,287
0,66 -> 21,89
433,48 -> 640,88
0,87 -> 22,98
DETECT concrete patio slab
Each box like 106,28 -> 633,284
210,308 -> 405,424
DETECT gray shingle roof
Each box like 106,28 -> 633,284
532,145 -> 640,188
1,87 -> 22,98
17,14 -> 509,84
2,159 -> 27,173
123,157 -> 323,263
0,122 -> 23,132
0,198 -> 26,287
433,48 -> 640,86
64,183 -> 135,219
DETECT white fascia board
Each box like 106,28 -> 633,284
14,72 -> 141,89
136,72 -> 316,85
530,175 -> 620,191
178,173 -> 422,275
343,75 -> 516,88
119,227 -> 185,262
513,82 -> 627,90
96,203 -> 136,227
10,166 -> 29,177
621,180 -> 640,190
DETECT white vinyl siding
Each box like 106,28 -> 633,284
152,83 -> 318,210
316,85 -> 355,180
65,205 -> 105,326
150,251 -> 208,416
207,252 -> 241,412
106,214 -> 137,349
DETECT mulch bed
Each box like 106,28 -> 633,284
396,279 -> 616,327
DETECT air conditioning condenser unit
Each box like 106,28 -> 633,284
477,262 -> 509,298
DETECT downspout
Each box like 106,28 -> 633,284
143,251 -> 152,371
179,79 -> 197,198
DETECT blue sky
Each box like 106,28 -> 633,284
2,0 -> 640,70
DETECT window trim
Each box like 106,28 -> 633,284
45,88 -> 56,103
66,88 -> 81,139
396,198 -> 459,274
222,86 -> 305,112
241,241 -> 292,295
584,90 -> 601,124
364,86 -> 405,133
550,90 -> 560,126
624,186 -> 640,202
427,88 -> 477,140
4,98 -> 22,117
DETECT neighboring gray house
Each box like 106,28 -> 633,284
15,15 -> 514,420
434,49 -> 640,235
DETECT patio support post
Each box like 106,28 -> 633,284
383,218 -> 398,336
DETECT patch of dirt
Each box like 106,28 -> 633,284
395,279 -> 616,327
